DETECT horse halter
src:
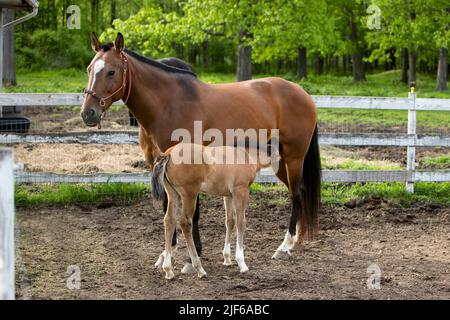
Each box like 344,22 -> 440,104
83,52 -> 132,109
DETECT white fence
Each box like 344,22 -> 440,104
0,148 -> 14,300
1,93 -> 449,192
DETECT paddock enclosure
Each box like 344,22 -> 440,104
1,92 -> 449,299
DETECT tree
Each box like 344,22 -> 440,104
251,0 -> 334,80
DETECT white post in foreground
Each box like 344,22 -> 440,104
406,88 -> 417,193
0,148 -> 15,300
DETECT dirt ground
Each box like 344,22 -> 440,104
15,191 -> 450,300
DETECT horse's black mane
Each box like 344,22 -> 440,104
100,43 -> 196,77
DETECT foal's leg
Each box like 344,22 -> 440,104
223,196 -> 235,266
272,158 -> 304,260
233,188 -> 249,273
181,195 -> 201,274
160,195 -> 178,280
155,191 -> 177,269
180,196 -> 207,278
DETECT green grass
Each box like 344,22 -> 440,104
15,183 -> 149,207
321,158 -> 402,170
15,181 -> 449,207
422,154 -> 450,169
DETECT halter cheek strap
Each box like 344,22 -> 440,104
84,52 -> 132,110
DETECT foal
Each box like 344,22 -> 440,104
152,142 -> 275,279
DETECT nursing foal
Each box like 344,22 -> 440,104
152,142 -> 275,279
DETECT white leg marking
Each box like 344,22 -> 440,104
223,243 -> 232,266
272,231 -> 294,259
154,250 -> 165,269
235,244 -> 249,273
162,251 -> 175,280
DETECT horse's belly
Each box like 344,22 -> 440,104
200,181 -> 231,197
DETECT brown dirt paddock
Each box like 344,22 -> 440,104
16,192 -> 450,300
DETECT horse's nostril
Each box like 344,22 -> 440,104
87,109 -> 95,118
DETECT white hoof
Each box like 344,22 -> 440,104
154,253 -> 164,269
198,268 -> 207,278
272,249 -> 291,260
164,270 -> 175,280
181,262 -> 196,274
223,258 -> 233,266
239,265 -> 249,273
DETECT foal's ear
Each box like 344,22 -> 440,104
91,32 -> 101,52
115,32 -> 125,53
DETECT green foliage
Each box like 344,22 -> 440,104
16,29 -> 92,70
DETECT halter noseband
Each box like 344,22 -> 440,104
84,52 -> 132,109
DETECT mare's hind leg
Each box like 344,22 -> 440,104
233,188 -> 249,273
180,196 -> 207,278
223,196 -> 235,266
272,158 -> 304,260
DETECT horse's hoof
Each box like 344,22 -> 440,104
272,249 -> 291,260
165,270 -> 175,280
181,262 -> 196,274
154,254 -> 164,269
223,259 -> 233,266
239,266 -> 249,273
198,269 -> 207,278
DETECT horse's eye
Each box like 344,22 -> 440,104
108,70 -> 115,76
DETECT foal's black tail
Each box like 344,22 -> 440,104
300,125 -> 322,241
151,154 -> 170,201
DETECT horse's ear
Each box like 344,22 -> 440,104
91,32 -> 101,52
115,32 -> 124,53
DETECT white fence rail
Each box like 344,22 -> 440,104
0,148 -> 15,300
1,93 -> 449,191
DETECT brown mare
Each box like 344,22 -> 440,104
151,143 -> 275,279
81,33 -> 321,271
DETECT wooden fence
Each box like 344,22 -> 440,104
1,93 -> 449,192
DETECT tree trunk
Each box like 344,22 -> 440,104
296,47 -> 307,79
3,10 -> 16,87
351,52 -> 365,82
343,55 -> 347,75
409,51 -> 417,85
201,41 -> 209,69
236,28 -> 252,81
436,48 -> 448,91
401,48 -> 408,84
349,16 -> 366,82
110,0 -> 116,26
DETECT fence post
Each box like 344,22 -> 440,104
0,147 -> 15,300
406,84 -> 417,193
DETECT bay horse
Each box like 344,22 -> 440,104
151,142 -> 276,279
80,33 -> 321,271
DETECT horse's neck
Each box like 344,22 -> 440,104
125,58 -> 176,133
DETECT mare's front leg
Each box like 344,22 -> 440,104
223,196 -> 235,266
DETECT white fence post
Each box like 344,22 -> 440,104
0,148 -> 15,300
406,88 -> 417,193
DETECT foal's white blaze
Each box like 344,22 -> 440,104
89,58 -> 105,91
272,231 -> 294,259
235,244 -> 248,273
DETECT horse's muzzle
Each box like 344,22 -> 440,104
81,107 -> 101,127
